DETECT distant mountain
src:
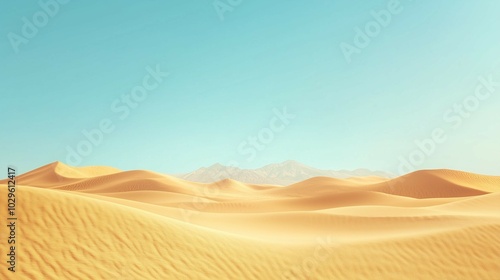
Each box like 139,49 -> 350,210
176,160 -> 392,185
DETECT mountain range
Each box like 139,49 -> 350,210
176,160 -> 393,185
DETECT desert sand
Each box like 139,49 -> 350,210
1,162 -> 499,279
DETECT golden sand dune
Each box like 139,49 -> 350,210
366,169 -> 500,198
1,162 -> 500,279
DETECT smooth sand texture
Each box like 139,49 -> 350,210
1,162 -> 499,279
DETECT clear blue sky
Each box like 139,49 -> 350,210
1,0 -> 499,175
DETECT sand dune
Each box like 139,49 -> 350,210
366,169 -> 500,198
1,162 -> 500,279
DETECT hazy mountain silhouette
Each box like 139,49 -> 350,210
177,160 -> 392,185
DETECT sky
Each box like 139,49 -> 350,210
1,0 -> 499,176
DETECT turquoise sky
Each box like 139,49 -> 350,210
1,0 -> 499,175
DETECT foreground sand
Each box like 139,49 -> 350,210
1,162 -> 499,279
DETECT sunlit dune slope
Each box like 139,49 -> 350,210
5,162 -> 121,187
0,185 -> 301,280
1,184 -> 499,279
366,169 -> 500,198
1,162 -> 500,279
